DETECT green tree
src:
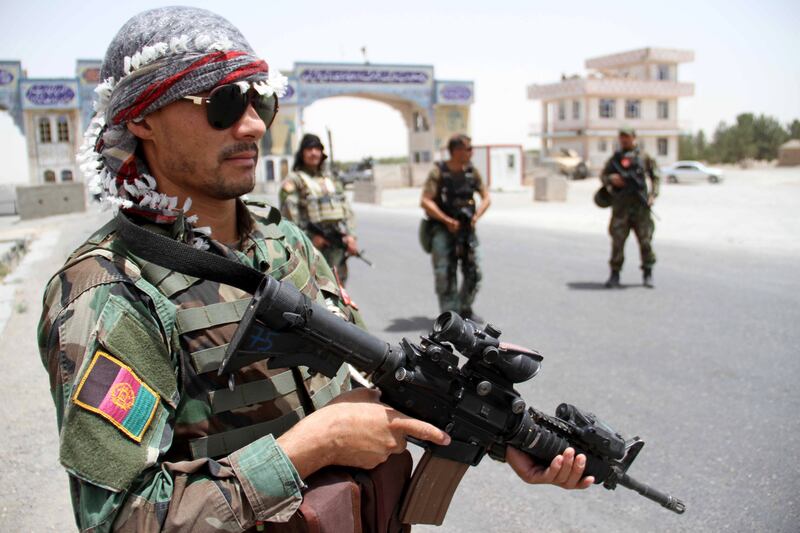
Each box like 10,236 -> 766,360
752,114 -> 788,159
695,130 -> 708,161
788,119 -> 800,140
678,133 -> 696,160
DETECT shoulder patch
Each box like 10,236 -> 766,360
281,180 -> 297,193
73,350 -> 160,443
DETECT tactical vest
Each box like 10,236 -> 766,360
293,170 -> 349,225
59,210 -> 350,461
612,149 -> 648,195
434,162 -> 479,220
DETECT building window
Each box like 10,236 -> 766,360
658,100 -> 669,119
557,101 -> 566,121
657,64 -> 670,81
598,139 -> 607,152
599,99 -> 616,118
507,154 -> 516,169
572,100 -> 580,120
657,138 -> 669,156
38,118 -> 52,143
625,100 -> 641,119
61,170 -> 74,182
43,170 -> 56,183
57,116 -> 70,142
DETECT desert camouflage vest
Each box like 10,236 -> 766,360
294,170 -> 349,224
435,162 -> 479,219
61,209 -> 349,461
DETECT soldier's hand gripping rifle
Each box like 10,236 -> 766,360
219,276 -> 686,522
609,158 -> 660,221
307,221 -> 374,267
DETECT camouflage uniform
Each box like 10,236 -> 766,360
422,164 -> 485,314
600,147 -> 660,272
279,169 -> 356,285
38,201 -> 360,531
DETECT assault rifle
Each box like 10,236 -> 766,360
609,158 -> 660,221
451,205 -> 477,262
307,221 -> 373,267
114,212 -> 685,525
219,275 -> 686,520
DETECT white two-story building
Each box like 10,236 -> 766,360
528,47 -> 694,170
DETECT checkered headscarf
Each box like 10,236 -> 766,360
78,6 -> 286,232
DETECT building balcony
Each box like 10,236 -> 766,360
528,78 -> 694,100
585,48 -> 694,70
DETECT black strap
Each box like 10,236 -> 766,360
114,213 -> 264,294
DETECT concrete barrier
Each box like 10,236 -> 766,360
372,164 -> 410,189
0,185 -> 16,216
16,182 -> 86,220
353,180 -> 382,204
533,175 -> 568,202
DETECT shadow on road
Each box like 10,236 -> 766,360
384,316 -> 434,332
566,281 -> 638,290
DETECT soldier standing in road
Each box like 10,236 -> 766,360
280,134 -> 359,286
420,134 -> 491,318
600,127 -> 660,288
37,8 -> 588,531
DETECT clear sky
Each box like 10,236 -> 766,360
0,0 -> 798,171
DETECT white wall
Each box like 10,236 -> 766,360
0,113 -> 29,185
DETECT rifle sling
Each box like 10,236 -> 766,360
400,450 -> 469,525
114,212 -> 263,294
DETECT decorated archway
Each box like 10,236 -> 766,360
262,62 -> 474,183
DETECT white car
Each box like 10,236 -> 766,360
661,161 -> 723,184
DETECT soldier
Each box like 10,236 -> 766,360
420,134 -> 491,319
38,7 -> 589,531
279,134 -> 358,286
600,127 -> 660,288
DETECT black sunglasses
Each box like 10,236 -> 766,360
183,84 -> 279,130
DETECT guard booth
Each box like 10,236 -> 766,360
441,145 -> 524,191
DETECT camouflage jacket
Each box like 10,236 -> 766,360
600,147 -> 661,200
279,169 -> 356,237
38,201 -> 360,532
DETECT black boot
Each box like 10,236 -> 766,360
604,270 -> 621,288
643,268 -> 654,288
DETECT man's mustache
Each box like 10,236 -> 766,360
219,142 -> 259,163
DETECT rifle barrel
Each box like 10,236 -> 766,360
618,473 -> 686,514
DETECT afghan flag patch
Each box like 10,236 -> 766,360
72,350 -> 160,443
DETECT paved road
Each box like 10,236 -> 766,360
1,205 -> 797,532
345,207 -> 800,533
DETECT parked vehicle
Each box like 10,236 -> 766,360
337,158 -> 374,187
661,161 -> 723,184
540,149 -> 590,180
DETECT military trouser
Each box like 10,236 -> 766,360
321,245 -> 349,286
609,200 -> 656,271
430,223 -> 482,314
